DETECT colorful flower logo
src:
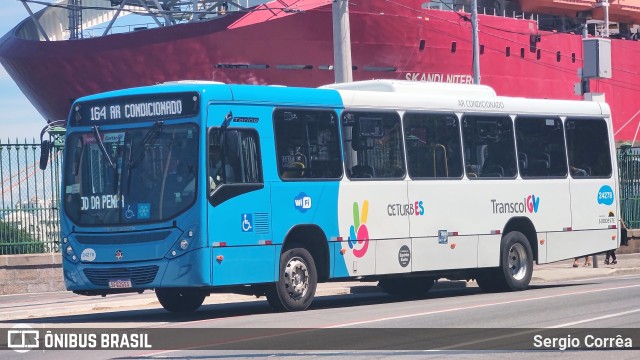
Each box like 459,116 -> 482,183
348,200 -> 370,258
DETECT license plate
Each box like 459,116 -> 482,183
108,279 -> 132,288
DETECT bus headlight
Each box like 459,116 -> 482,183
164,228 -> 199,259
63,243 -> 79,263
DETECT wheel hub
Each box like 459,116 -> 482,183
508,242 -> 528,281
284,257 -> 309,300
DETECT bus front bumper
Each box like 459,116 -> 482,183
63,247 -> 211,294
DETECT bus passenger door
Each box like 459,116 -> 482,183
207,106 -> 274,287
338,180 -> 410,277
407,179 -> 480,271
404,112 -> 479,272
338,110 -> 411,277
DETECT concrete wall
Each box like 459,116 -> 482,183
0,253 -> 64,295
620,231 -> 640,255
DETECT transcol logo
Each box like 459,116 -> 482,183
491,195 -> 540,214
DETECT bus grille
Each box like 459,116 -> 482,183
83,266 -> 159,286
75,231 -> 171,244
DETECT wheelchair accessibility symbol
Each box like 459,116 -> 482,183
125,205 -> 135,219
241,213 -> 253,232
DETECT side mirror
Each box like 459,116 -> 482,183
39,140 -> 51,170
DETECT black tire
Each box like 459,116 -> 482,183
378,276 -> 435,298
477,231 -> 533,292
500,231 -> 533,291
156,288 -> 206,313
474,268 -> 503,292
266,247 -> 317,312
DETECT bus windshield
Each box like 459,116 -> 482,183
63,123 -> 198,226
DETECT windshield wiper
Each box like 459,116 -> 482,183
92,125 -> 116,169
129,121 -> 164,169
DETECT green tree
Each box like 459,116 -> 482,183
0,222 -> 44,255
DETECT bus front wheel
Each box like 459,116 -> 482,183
266,246 -> 317,312
156,288 -> 206,313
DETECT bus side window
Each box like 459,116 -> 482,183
350,164 -> 374,178
207,129 -> 262,194
274,109 -> 342,180
342,111 -> 405,179
462,114 -> 517,179
515,116 -> 567,178
281,154 -> 306,179
565,118 -> 612,178
403,112 -> 463,179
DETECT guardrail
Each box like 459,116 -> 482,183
0,138 -> 62,255
618,147 -> 640,229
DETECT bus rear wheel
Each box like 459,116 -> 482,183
501,231 -> 533,291
156,288 -> 206,313
378,276 -> 435,298
266,246 -> 317,312
476,231 -> 533,292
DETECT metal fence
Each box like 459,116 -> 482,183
618,147 -> 640,229
0,138 -> 62,255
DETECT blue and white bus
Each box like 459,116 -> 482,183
49,80 -> 619,312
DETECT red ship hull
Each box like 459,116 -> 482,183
0,0 -> 638,140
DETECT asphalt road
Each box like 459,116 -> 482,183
2,273 -> 639,359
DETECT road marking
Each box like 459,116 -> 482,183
119,284 -> 640,357
549,308 -> 640,328
137,282 -> 640,357
434,307 -> 640,350
325,283 -> 640,328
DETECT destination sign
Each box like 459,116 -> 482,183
70,92 -> 200,126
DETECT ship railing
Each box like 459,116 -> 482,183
77,1 -> 255,39
82,22 -> 160,38
424,2 -> 539,23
